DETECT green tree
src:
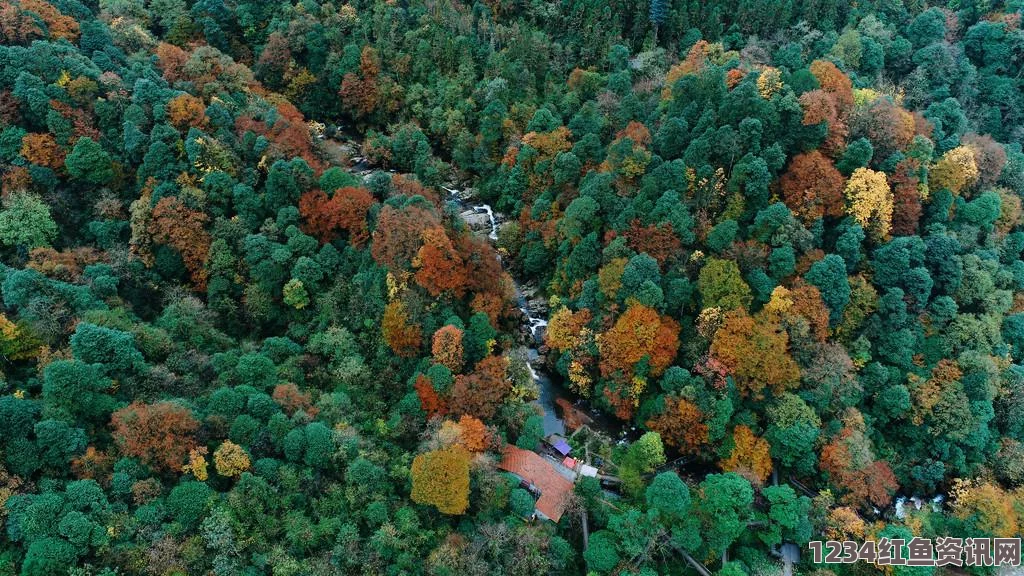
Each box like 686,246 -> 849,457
765,393 -> 821,476
42,360 -> 116,425
646,471 -> 702,550
70,323 -> 145,376
804,255 -> 851,325
696,473 -> 754,558
0,193 -> 57,249
64,137 -> 114,185
698,258 -> 753,311
584,530 -> 621,574
758,485 -> 812,547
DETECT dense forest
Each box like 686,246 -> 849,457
1,0 -> 1024,574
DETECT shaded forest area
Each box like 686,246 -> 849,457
1,0 -> 1024,574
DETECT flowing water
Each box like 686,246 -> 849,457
332,140 -> 631,443
443,187 -> 639,441
443,187 -> 569,436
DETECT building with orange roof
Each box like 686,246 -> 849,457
497,445 -> 574,523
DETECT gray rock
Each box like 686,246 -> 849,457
460,210 -> 492,233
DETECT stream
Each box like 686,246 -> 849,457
441,186 -> 568,437
330,132 -> 633,443
442,186 -> 636,442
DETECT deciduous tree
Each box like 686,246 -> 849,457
431,325 -> 465,372
710,310 -> 799,398
844,167 -> 892,240
149,196 -> 211,289
410,446 -> 470,515
779,151 -> 845,223
382,300 -> 422,358
645,396 -> 708,455
719,425 -> 772,484
110,401 -> 199,473
598,303 -> 680,383
213,440 -> 251,478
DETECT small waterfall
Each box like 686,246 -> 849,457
473,204 -> 499,241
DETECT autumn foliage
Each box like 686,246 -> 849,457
340,46 -> 381,118
213,440 -> 252,478
382,300 -> 422,358
844,167 -> 893,240
415,374 -> 448,418
148,196 -> 212,289
272,383 -> 318,417
167,94 -> 207,130
598,303 -> 680,381
414,226 -> 468,297
450,355 -> 510,420
889,159 -> 923,236
431,325 -> 465,372
623,221 -> 682,268
298,187 -> 375,246
710,309 -> 799,398
930,145 -> 979,196
372,204 -> 438,273
645,396 -> 708,455
820,411 -> 899,509
779,151 -> 845,223
719,425 -> 772,484
110,401 -> 199,473
20,133 -> 64,169
410,446 -> 471,515
18,0 -> 78,41
546,307 -> 592,353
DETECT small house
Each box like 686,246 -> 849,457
498,446 -> 574,523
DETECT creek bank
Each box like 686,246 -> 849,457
444,187 -> 637,442
327,133 -> 635,442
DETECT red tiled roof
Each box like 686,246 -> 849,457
498,445 -> 574,523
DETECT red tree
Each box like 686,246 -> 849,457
450,355 -> 510,420
779,151 -> 845,223
155,43 -> 188,83
0,3 -> 43,45
149,197 -> 211,290
800,90 -> 848,158
272,383 -> 318,417
820,411 -> 899,509
415,226 -> 468,296
339,46 -> 380,118
889,158 -> 923,236
255,32 -> 292,88
110,401 -> 199,473
298,186 -> 375,246
415,374 -> 447,418
623,221 -> 682,268
371,204 -> 438,273
645,396 -> 708,455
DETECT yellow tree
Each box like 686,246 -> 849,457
382,300 -> 422,358
213,441 -> 251,478
719,425 -> 772,484
844,168 -> 893,240
930,146 -> 979,196
546,307 -> 591,353
710,310 -> 800,398
411,446 -> 471,515
950,479 -> 1019,538
182,447 -> 209,481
